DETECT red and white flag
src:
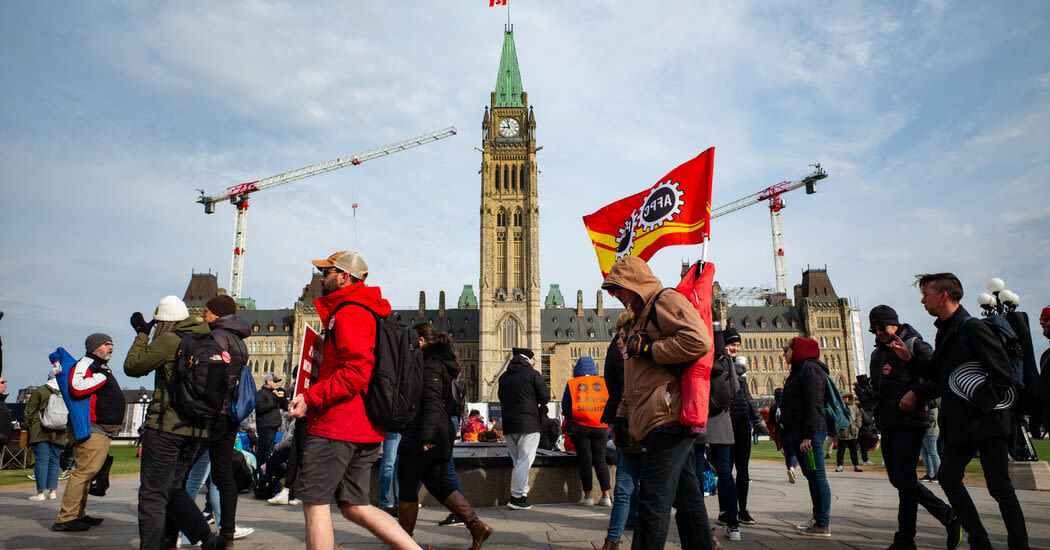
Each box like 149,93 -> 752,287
489,0 -> 507,6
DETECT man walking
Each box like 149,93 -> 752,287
255,373 -> 285,463
602,256 -> 715,550
497,346 -> 549,510
889,274 -> 1028,549
288,251 -> 419,550
863,305 -> 959,550
53,334 -> 126,532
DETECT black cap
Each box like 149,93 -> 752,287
723,327 -> 741,345
869,305 -> 899,327
512,347 -> 534,359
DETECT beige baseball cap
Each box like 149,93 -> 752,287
312,250 -> 368,280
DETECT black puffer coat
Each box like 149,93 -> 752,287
255,386 -> 285,431
869,323 -> 937,431
497,354 -> 549,434
729,364 -> 769,436
400,341 -> 459,461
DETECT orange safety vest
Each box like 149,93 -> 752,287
567,375 -> 609,428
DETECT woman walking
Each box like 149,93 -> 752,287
23,368 -> 67,500
397,324 -> 492,550
780,337 -> 832,537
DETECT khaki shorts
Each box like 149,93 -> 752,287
296,435 -> 380,505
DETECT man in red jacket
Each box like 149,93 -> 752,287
288,251 -> 419,550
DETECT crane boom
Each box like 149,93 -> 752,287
708,164 -> 828,294
197,126 -> 458,299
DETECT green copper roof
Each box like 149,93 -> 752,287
494,29 -> 523,107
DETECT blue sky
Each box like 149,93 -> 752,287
1,1 -> 1048,395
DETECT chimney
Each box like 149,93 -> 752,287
576,290 -> 584,317
596,290 -> 604,316
418,291 -> 426,319
439,291 -> 446,317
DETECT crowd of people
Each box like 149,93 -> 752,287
5,252 -> 1046,550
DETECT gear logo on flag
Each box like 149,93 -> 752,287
638,179 -> 685,232
615,211 -> 640,259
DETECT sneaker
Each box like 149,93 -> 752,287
381,505 -> 398,517
29,492 -> 46,501
233,526 -> 254,539
59,470 -> 71,480
854,466 -> 863,472
79,516 -> 104,526
946,516 -> 963,550
738,510 -> 756,525
835,465 -> 843,472
52,520 -> 90,532
862,460 -> 875,466
27,474 -> 36,480
795,517 -> 817,531
929,476 -> 938,483
716,512 -> 727,525
787,468 -> 796,484
438,512 -> 464,526
507,496 -> 532,510
919,475 -> 932,482
726,526 -> 741,541
202,511 -> 215,525
48,490 -> 58,499
578,496 -> 595,506
267,489 -> 290,505
597,496 -> 612,507
288,498 -> 302,505
797,523 -> 831,537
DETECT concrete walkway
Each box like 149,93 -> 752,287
2,460 -> 1047,549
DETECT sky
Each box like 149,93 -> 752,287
1,1 -> 1048,396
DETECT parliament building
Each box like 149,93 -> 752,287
182,28 -> 864,404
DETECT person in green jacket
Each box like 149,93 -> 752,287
124,295 -> 223,550
834,395 -> 864,472
24,368 -> 68,500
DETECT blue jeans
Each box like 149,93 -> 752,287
708,443 -> 738,528
378,431 -> 402,507
447,417 -> 462,493
607,451 -> 643,542
632,432 -> 714,550
256,428 -> 277,464
795,430 -> 831,528
921,434 -> 940,477
33,441 -> 61,492
185,452 -> 221,524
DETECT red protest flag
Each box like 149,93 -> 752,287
582,147 -> 714,277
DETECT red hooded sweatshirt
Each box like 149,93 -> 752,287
305,281 -> 391,443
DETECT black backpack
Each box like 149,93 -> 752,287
88,454 -> 113,497
330,302 -> 424,430
166,332 -> 231,429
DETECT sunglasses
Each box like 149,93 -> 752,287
318,267 -> 343,277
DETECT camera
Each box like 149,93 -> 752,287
854,375 -> 880,410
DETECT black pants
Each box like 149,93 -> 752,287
138,428 -> 208,550
730,418 -> 753,512
284,418 -> 308,498
882,428 -> 954,544
836,438 -> 859,467
569,424 -> 611,493
397,453 -> 454,503
192,416 -> 238,536
939,436 -> 1028,549
632,432 -> 714,550
256,427 -> 277,464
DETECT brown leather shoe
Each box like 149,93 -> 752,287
599,539 -> 620,550
443,491 -> 493,550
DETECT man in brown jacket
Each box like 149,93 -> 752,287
602,256 -> 715,550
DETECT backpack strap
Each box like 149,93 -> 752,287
325,302 -> 382,350
637,288 -> 685,378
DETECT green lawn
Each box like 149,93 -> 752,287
1,444 -> 141,489
748,437 -> 1050,486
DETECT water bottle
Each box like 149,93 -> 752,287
802,447 -> 817,470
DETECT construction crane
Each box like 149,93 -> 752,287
710,164 -> 828,295
197,127 -> 458,299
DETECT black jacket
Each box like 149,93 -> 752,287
729,367 -> 769,436
869,323 -> 938,431
781,360 -> 828,438
910,306 -> 1015,442
255,386 -> 286,431
538,415 -> 560,450
600,337 -> 624,425
209,315 -> 251,414
400,341 -> 459,460
497,354 -> 549,434
0,394 -> 11,446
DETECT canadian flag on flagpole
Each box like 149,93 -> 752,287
489,0 -> 507,6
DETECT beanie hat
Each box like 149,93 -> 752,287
1041,306 -> 1050,319
723,327 -> 741,345
512,347 -> 535,359
205,295 -> 238,318
85,333 -> 113,353
869,305 -> 899,327
154,295 -> 190,322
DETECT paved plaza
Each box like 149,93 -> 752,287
2,460 -> 1048,549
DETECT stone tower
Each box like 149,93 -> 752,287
477,27 -> 542,400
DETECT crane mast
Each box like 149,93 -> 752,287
710,164 -> 827,294
197,127 -> 458,299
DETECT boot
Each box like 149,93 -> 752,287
599,539 -> 619,550
397,501 -> 419,536
443,491 -> 493,550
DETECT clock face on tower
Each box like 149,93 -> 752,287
498,117 -> 520,137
